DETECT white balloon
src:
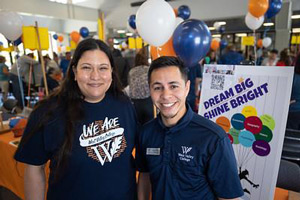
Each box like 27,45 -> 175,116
213,22 -> 221,30
262,37 -> 272,48
0,11 -> 23,41
175,17 -> 184,28
136,0 -> 176,47
245,12 -> 264,31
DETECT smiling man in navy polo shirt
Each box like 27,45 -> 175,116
136,56 -> 244,200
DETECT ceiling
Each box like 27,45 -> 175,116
1,0 -> 300,34
72,0 -> 300,30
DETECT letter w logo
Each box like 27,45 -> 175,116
182,146 -> 192,154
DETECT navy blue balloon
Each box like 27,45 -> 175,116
177,5 -> 191,20
80,27 -> 89,38
218,26 -> 225,34
8,36 -> 22,46
173,19 -> 211,67
53,34 -> 58,40
220,39 -> 228,49
128,15 -> 136,30
265,0 -> 282,19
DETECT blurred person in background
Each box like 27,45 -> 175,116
286,53 -> 300,130
219,45 -> 244,65
0,55 -> 9,101
276,48 -> 292,66
60,52 -> 71,76
261,49 -> 278,66
128,50 -> 153,125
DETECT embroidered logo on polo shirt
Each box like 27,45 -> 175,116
178,146 -> 194,162
79,117 -> 127,166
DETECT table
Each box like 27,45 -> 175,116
0,131 -> 25,199
0,131 -> 299,200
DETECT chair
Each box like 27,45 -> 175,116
281,128 -> 300,163
276,159 -> 300,192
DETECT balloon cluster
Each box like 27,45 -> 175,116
0,10 -> 23,45
216,105 -> 275,163
245,0 -> 282,31
135,0 -> 211,67
52,27 -> 89,44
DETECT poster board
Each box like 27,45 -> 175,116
22,26 -> 49,50
198,64 -> 294,200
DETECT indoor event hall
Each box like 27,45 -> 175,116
0,0 -> 300,199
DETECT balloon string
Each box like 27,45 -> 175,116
14,42 -> 25,108
263,18 -> 271,38
254,30 -> 257,66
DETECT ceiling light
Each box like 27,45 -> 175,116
49,0 -> 86,4
263,22 -> 274,26
217,21 -> 226,26
117,30 -> 126,34
291,15 -> 300,19
212,34 -> 221,38
292,28 -> 300,33
208,27 -> 216,30
236,33 -> 247,37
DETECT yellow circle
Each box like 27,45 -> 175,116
241,105 -> 257,118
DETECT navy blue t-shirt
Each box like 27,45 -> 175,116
136,105 -> 243,199
15,94 -> 138,200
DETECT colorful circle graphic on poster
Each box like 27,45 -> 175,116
231,113 -> 246,130
216,105 -> 275,168
216,116 -> 230,133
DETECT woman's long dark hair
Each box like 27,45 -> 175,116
18,38 -> 123,181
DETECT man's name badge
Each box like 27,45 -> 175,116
146,148 -> 160,155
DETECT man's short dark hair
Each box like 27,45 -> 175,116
270,49 -> 278,54
148,56 -> 188,84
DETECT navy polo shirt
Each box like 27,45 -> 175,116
136,105 -> 243,199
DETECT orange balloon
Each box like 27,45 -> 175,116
151,37 -> 176,60
70,31 -> 81,43
257,39 -> 263,48
58,35 -> 64,42
210,39 -> 220,51
173,8 -> 178,17
248,0 -> 269,18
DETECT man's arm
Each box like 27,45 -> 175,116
138,172 -> 151,200
24,164 -> 46,200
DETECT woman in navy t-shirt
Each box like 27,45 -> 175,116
15,38 -> 138,200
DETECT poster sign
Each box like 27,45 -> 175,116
242,36 -> 255,46
22,26 -> 49,50
198,64 -> 294,200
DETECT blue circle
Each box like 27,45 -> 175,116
231,113 -> 246,130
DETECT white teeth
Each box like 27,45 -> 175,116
162,103 -> 174,107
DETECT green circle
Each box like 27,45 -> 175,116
260,114 -> 275,131
255,125 -> 273,142
229,128 -> 240,144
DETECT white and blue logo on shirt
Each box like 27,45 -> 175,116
178,146 -> 194,162
79,117 -> 127,166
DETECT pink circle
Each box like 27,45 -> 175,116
227,134 -> 233,144
244,116 -> 263,134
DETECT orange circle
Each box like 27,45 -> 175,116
216,116 -> 231,133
